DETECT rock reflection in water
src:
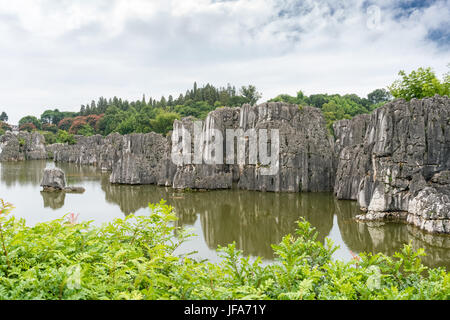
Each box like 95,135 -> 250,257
40,191 -> 66,209
0,160 -> 448,269
335,200 -> 450,269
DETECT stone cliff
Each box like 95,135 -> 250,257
334,95 -> 450,233
0,131 -> 47,161
1,96 -> 448,233
171,103 -> 335,192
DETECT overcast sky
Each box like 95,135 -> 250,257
0,0 -> 449,123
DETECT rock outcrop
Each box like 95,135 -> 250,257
41,168 -> 67,190
3,96 -> 448,234
171,103 -> 335,192
334,95 -> 450,233
0,131 -> 47,161
49,102 -> 335,194
50,133 -> 173,185
40,167 -> 85,193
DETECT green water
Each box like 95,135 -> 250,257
0,160 -> 448,269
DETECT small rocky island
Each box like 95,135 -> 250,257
1,96 -> 449,234
40,168 -> 85,193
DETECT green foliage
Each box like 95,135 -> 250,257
0,199 -> 448,300
39,130 -> 77,145
269,90 -> 389,132
388,67 -> 450,100
18,116 -> 41,130
0,112 -> 8,122
368,88 -> 392,105
0,122 -> 11,135
77,124 -> 95,137
18,138 -> 26,147
57,130 -> 76,145
150,112 -> 180,135
40,131 -> 57,145
239,85 -> 262,105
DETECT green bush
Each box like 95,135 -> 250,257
0,199 -> 448,300
388,67 -> 450,101
57,130 -> 76,145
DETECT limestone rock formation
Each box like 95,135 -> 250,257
0,131 -> 47,161
171,103 -> 335,192
52,134 -> 122,170
40,167 -> 85,193
41,168 -> 67,190
335,95 -> 450,233
109,133 -> 170,185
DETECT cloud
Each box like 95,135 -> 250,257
0,0 -> 448,123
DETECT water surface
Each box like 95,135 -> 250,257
0,160 -> 448,269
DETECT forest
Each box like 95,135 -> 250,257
0,67 -> 449,141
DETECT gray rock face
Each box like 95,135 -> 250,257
34,96 -> 449,233
52,134 -> 122,170
109,133 -> 170,185
50,132 -> 173,186
335,95 -> 450,233
171,103 -> 335,192
41,168 -> 67,190
0,131 -> 47,161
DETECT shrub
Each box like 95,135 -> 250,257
41,131 -> 57,145
0,199 -> 448,300
57,130 -> 76,145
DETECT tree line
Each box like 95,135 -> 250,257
1,66 -> 448,139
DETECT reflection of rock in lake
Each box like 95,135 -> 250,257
195,191 -> 334,259
41,191 -> 66,209
99,176 -> 335,260
335,198 -> 450,269
101,174 -> 175,215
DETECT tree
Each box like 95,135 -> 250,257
150,112 -> 180,135
368,89 -> 392,105
0,112 -> 8,122
58,118 -> 74,131
77,124 -> 95,136
239,85 -> 262,105
19,123 -> 37,132
388,67 -> 450,100
19,116 -> 41,130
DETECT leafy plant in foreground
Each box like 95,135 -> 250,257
0,199 -> 448,300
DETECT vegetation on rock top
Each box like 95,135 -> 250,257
0,199 -> 448,300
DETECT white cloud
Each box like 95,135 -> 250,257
0,0 -> 448,123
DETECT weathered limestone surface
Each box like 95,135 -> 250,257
50,132 -> 173,185
52,134 -> 122,170
172,103 -> 335,192
0,131 -> 47,161
40,167 -> 86,193
109,133 -> 170,185
41,168 -> 67,190
3,96 -> 447,233
335,96 -> 450,233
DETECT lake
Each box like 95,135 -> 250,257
0,160 -> 448,269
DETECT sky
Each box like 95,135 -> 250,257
0,0 -> 449,124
